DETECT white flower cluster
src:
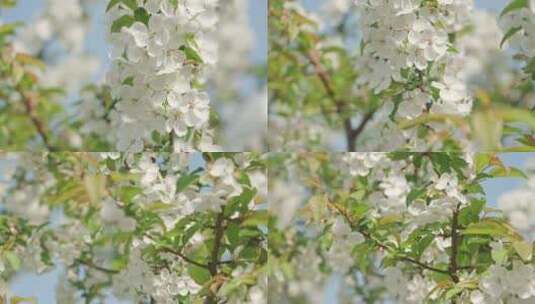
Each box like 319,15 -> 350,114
113,243 -> 202,302
471,262 -> 535,303
105,0 -> 219,152
342,152 -> 385,176
384,268 -> 436,303
98,153 -> 264,233
343,153 -> 471,227
355,0 -> 473,117
125,154 -> 243,228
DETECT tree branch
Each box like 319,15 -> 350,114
399,256 -> 450,275
77,259 -> 119,274
326,198 -> 450,276
306,49 -> 373,151
144,233 -> 209,269
205,206 -> 226,304
209,207 -> 226,275
17,87 -> 54,151
159,246 -> 210,269
349,112 -> 374,150
449,204 -> 461,282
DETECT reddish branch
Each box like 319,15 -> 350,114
306,49 -> 373,151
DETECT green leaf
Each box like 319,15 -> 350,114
500,0 -> 528,17
513,240 -> 533,261
489,166 -> 527,179
406,187 -> 427,205
491,244 -> 508,264
107,0 -> 136,11
475,154 -> 492,173
225,222 -> 240,248
242,210 -> 268,227
134,7 -> 150,25
458,200 -> 485,226
176,173 -> 200,192
106,0 -> 121,11
111,15 -> 135,33
0,22 -> 21,36
525,57 -> 535,79
351,202 -> 369,220
4,251 -> 21,270
463,219 -> 523,241
180,45 -> 204,63
219,273 -> 257,296
500,107 -> 535,131
0,0 -> 16,8
15,53 -> 45,70
188,264 -> 211,285
444,286 -> 463,300
10,297 -> 37,304
116,186 -> 141,202
500,26 -> 522,48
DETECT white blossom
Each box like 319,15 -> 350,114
105,0 -> 220,151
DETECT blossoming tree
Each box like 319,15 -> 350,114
0,0 -> 265,151
0,152 -> 267,303
269,152 -> 535,303
269,0 -> 535,151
